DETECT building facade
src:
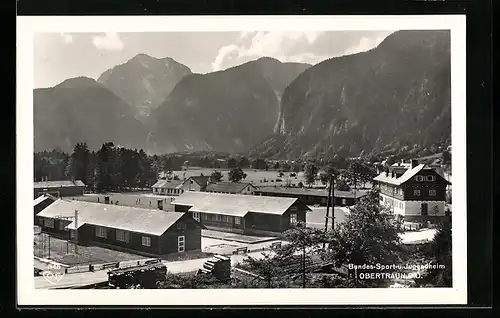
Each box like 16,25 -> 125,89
181,176 -> 212,192
34,180 -> 86,198
36,199 -> 202,256
172,192 -> 309,236
205,182 -> 257,195
373,161 -> 451,223
253,186 -> 367,207
33,194 -> 57,225
151,179 -> 185,196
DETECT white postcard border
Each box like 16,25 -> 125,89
17,15 -> 467,306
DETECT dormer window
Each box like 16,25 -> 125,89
415,176 -> 424,182
426,175 -> 435,182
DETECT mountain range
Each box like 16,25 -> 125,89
33,30 -> 451,158
250,30 -> 451,159
97,53 -> 192,123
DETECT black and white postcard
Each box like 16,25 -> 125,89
17,15 -> 467,306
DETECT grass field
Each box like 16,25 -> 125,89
172,168 -> 308,187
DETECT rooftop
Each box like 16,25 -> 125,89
373,164 -> 451,186
151,179 -> 184,189
172,191 -> 310,217
37,199 -> 186,236
34,180 -> 86,189
189,175 -> 211,186
33,194 -> 57,206
206,181 -> 256,193
255,186 -> 368,199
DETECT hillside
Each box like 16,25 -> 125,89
250,30 -> 451,159
34,77 -> 148,152
148,57 -> 311,154
97,54 -> 192,122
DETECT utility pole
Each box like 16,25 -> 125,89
323,173 -> 335,249
331,174 -> 336,230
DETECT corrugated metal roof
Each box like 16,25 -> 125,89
37,199 -> 185,236
172,191 -> 308,217
206,181 -> 256,193
151,179 -> 184,189
34,180 -> 86,189
254,186 -> 368,199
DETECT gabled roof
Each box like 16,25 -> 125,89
373,164 -> 451,186
188,176 -> 211,186
206,181 -> 256,193
172,191 -> 310,217
151,179 -> 184,189
37,199 -> 187,236
34,180 -> 86,189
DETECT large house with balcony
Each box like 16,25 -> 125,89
373,159 -> 451,223
171,191 -> 310,236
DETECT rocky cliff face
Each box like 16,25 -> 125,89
250,30 -> 451,159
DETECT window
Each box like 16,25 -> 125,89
290,213 -> 298,225
45,218 -> 54,228
203,213 -> 209,220
222,215 -> 233,223
192,212 -> 200,222
341,198 -> 347,205
177,235 -> 185,253
142,236 -> 151,247
414,189 -> 421,196
38,218 -> 44,226
426,175 -> 436,182
215,215 -> 222,221
116,230 -> 129,242
161,188 -> 165,193
95,226 -> 107,238
58,221 -> 66,231
415,176 -> 424,182
176,222 -> 186,230
429,189 -> 437,196
235,217 -> 241,225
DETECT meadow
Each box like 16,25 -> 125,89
171,167 -> 309,187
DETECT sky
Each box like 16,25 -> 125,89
34,30 -> 395,88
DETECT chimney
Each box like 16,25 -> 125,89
385,170 -> 388,177
391,171 -> 395,178
411,159 -> 418,169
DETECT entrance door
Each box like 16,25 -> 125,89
177,235 -> 185,253
421,203 -> 428,216
157,200 -> 163,210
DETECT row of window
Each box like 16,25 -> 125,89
414,175 -> 436,182
154,188 -> 184,195
413,189 -> 437,196
194,212 -> 242,225
96,226 -> 152,247
381,186 -> 437,197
